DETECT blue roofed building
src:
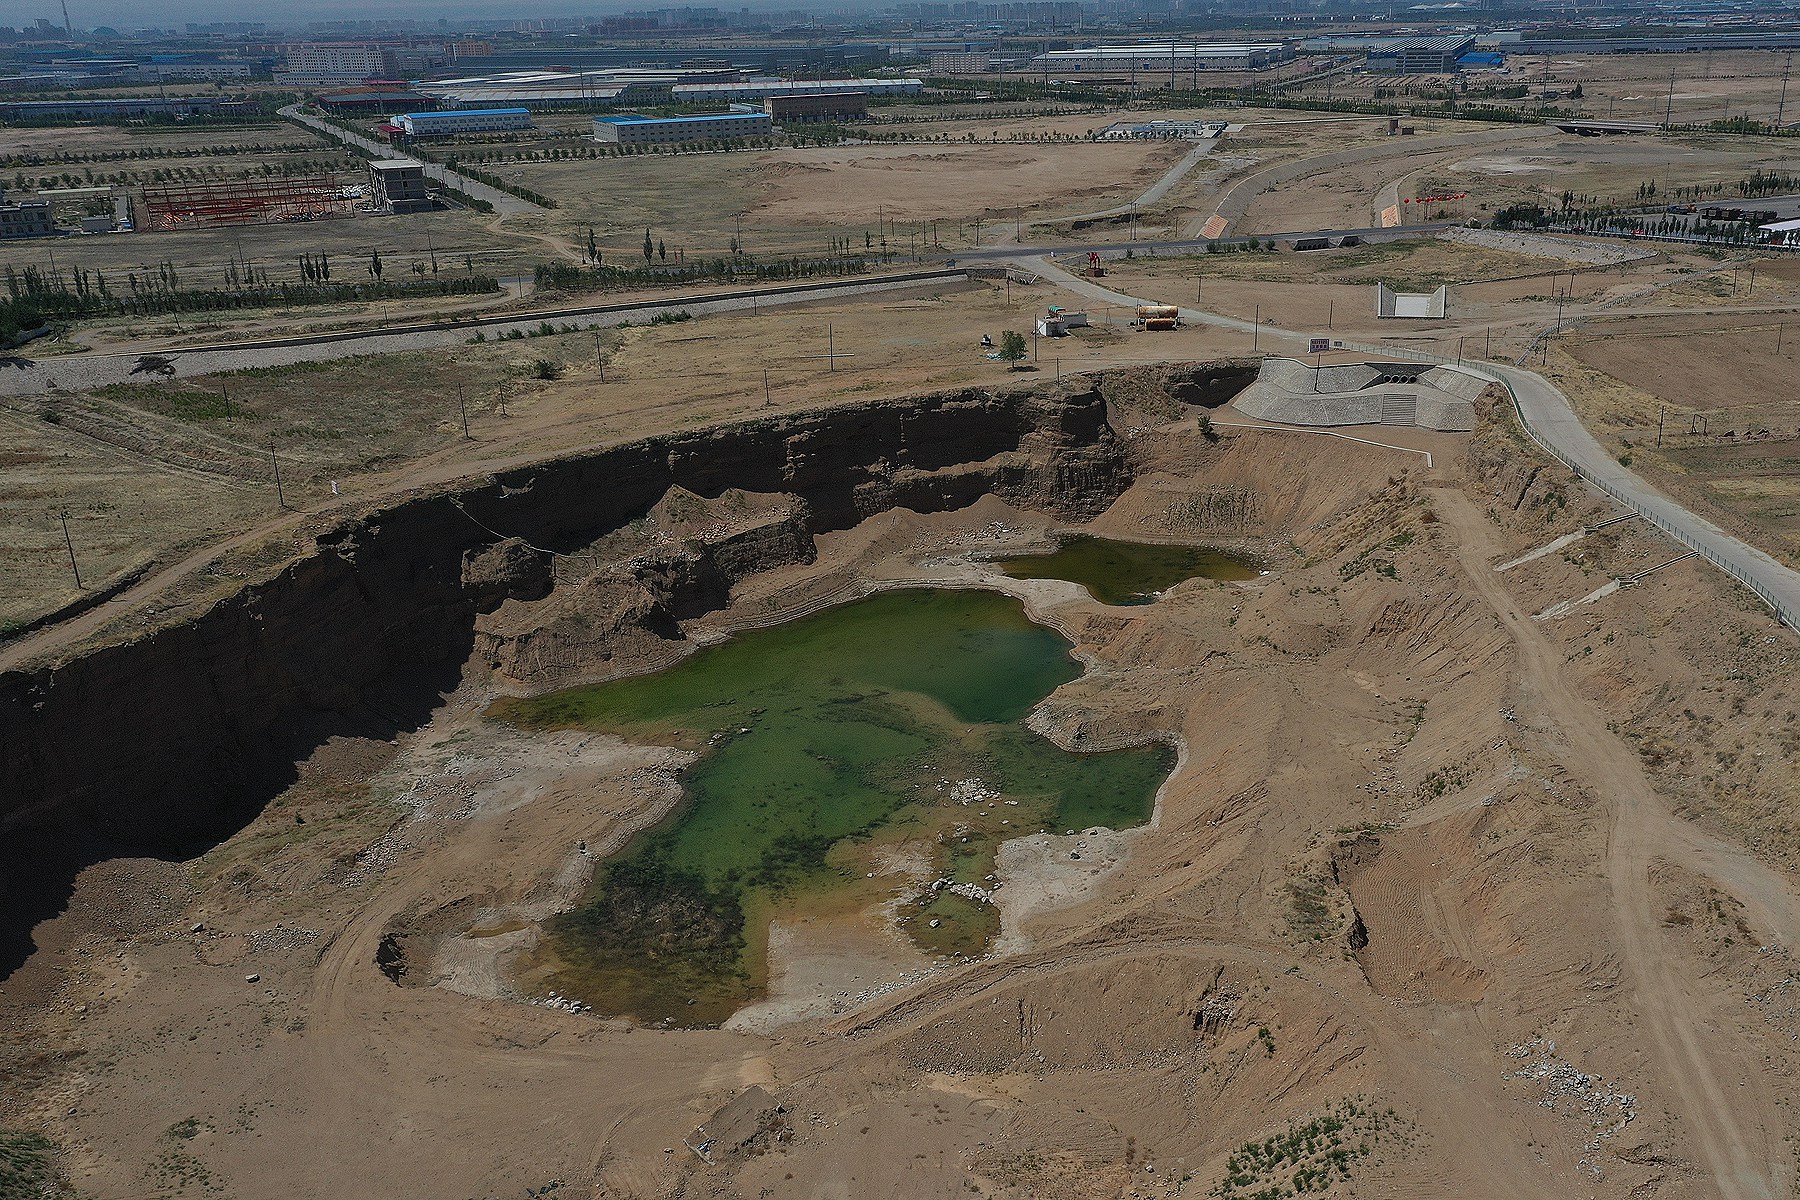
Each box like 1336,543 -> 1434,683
594,110 -> 774,145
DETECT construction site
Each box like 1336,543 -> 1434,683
137,175 -> 363,231
0,64 -> 1798,1200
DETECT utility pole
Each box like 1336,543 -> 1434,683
593,332 -> 604,381
58,509 -> 81,589
1779,52 -> 1793,129
828,324 -> 835,371
1665,69 -> 1676,129
763,367 -> 771,405
270,441 -> 286,509
458,380 -> 470,438
1657,404 -> 1665,447
1252,305 -> 1260,352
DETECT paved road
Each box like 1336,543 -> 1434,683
954,221 -> 1450,264
281,105 -> 537,216
1030,138 -> 1220,232
1026,255 -> 1800,631
1185,124 -> 1553,240
0,227 -> 1441,397
1487,363 -> 1800,627
0,270 -> 971,398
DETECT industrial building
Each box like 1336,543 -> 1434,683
764,92 -> 868,122
1365,36 -> 1477,74
139,177 -> 358,230
1026,43 -> 1293,74
0,97 -> 237,120
928,52 -> 994,74
594,111 -> 774,146
0,191 -> 54,240
414,67 -> 729,110
1758,218 -> 1800,247
396,109 -> 531,138
318,83 -> 432,112
367,161 -> 432,213
670,77 -> 922,103
279,42 -> 388,86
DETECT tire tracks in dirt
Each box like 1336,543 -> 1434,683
1435,486 -> 1792,1200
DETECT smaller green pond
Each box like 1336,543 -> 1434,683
488,588 -> 1173,1027
997,534 -> 1256,606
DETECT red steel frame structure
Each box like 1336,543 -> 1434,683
140,174 -> 357,230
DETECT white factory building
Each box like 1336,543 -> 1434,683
396,108 -> 532,138
670,78 -> 922,103
1028,43 -> 1292,73
411,71 -> 922,111
415,67 -> 722,109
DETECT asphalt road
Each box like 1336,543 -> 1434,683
1488,363 -> 1800,627
280,105 -> 538,216
0,270 -> 971,397
1026,256 -> 1800,630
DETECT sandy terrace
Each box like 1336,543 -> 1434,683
745,140 -> 1189,227
6,386 -> 1800,1199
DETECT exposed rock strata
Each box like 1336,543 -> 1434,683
0,380 -> 1129,974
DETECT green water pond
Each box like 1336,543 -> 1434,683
997,534 -> 1256,605
488,587 -> 1173,1026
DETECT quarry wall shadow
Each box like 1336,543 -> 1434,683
0,380 -> 1133,980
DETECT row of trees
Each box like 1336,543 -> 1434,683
534,250 -> 871,292
1491,201 -> 1773,246
429,154 -> 557,208
12,157 -> 355,193
0,260 -> 499,343
2,141 -> 323,170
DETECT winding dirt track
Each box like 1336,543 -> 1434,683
1437,486 -> 1792,1200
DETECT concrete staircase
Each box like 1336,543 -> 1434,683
1380,393 -> 1418,426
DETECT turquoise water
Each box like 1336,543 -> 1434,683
489,587 -> 1173,1025
998,534 -> 1256,605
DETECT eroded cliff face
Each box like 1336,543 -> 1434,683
0,380 -> 1128,975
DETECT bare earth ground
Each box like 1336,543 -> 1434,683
4,386 -> 1799,1199
1546,315 -> 1800,567
7,233 -> 1793,638
4,104 -> 1800,1199
1293,51 -> 1798,128
1436,132 -> 1800,214
1,276 -> 1269,635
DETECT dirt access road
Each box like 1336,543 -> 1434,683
1025,254 -> 1800,631
1438,487 -> 1797,1200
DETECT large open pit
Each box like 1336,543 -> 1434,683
0,368 -> 1202,978
6,363 -> 1800,1200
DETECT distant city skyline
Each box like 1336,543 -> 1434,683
0,0 -> 841,31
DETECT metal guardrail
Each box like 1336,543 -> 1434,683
1310,337 -> 1799,631
1500,397 -> 1800,632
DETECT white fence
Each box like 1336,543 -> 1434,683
1314,338 -> 1799,631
